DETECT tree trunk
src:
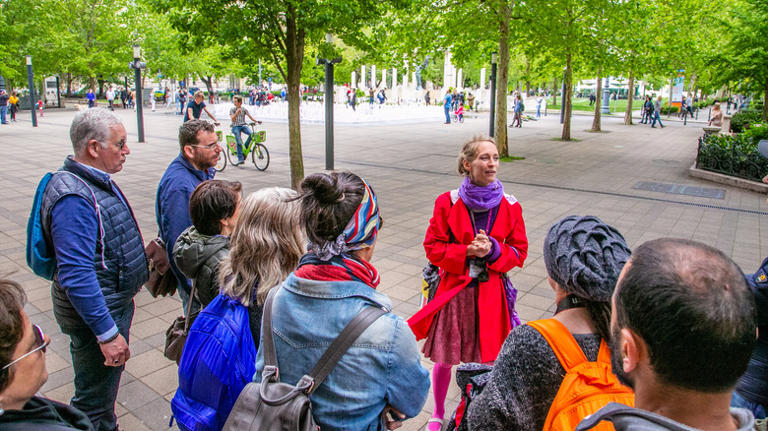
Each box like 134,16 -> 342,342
201,76 -> 214,95
591,69 -> 602,132
624,71 -> 634,125
494,4 -> 511,157
285,10 -> 305,189
553,78 -> 558,106
561,53 -> 573,141
66,73 -> 73,96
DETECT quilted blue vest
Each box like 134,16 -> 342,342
41,157 -> 148,329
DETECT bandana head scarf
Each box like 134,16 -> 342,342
310,177 -> 381,261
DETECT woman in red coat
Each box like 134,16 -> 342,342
408,137 -> 528,431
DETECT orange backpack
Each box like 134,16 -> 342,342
527,319 -> 634,431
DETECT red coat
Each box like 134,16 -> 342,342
408,191 -> 528,363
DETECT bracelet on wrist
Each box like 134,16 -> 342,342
98,332 -> 119,344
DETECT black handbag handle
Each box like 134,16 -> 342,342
261,287 -> 386,394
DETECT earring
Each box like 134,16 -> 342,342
0,400 -> 5,415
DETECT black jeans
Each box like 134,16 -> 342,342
62,303 -> 134,431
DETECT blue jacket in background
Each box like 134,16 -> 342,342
736,257 -> 768,407
172,294 -> 257,431
155,154 -> 214,290
253,273 -> 431,431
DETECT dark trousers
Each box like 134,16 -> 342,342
61,303 -> 134,431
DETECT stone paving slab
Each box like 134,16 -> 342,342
0,106 -> 765,430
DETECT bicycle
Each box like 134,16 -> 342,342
222,122 -> 270,171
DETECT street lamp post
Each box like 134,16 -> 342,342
26,56 -> 38,127
560,67 -> 566,124
130,44 -> 146,142
317,39 -> 342,171
601,76 -> 611,114
489,52 -> 497,137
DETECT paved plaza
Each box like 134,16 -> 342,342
0,105 -> 766,430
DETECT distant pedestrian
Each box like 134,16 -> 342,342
0,90 -> 8,124
536,93 -> 543,118
641,95 -> 653,124
36,99 -> 44,118
651,96 -> 664,128
511,94 -> 523,128
86,89 -> 95,108
120,88 -> 127,109
369,87 -> 375,106
424,91 -> 431,106
443,91 -> 452,124
350,90 -> 357,111
106,87 -> 115,111
709,102 -> 723,127
589,93 -> 596,106
9,91 -> 19,122
467,93 -> 475,111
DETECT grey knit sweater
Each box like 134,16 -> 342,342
465,324 -> 602,431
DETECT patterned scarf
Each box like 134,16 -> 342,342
294,252 -> 380,289
309,177 -> 381,261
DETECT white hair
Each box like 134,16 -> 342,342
69,108 -> 122,154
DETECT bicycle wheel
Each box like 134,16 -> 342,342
225,143 -> 237,166
251,143 -> 270,171
214,145 -> 227,172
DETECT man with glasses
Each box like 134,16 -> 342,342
35,108 -> 148,430
156,119 -> 219,315
0,278 -> 95,430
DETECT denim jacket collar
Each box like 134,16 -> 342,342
282,273 -> 392,312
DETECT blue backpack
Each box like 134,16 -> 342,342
172,294 -> 257,431
26,171 -> 105,280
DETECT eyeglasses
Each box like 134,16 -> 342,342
97,140 -> 127,151
2,324 -> 49,370
191,142 -> 220,151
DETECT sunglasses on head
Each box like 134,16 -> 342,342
2,324 -> 49,371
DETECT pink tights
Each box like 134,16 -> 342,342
428,363 -> 452,430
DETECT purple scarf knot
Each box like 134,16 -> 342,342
458,177 -> 504,210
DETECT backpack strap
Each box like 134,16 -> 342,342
307,305 -> 386,394
527,318 -> 588,370
260,287 -> 387,394
54,171 -> 108,270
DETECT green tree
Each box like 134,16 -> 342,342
154,0 -> 402,189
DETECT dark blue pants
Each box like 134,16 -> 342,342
651,111 -> 663,127
62,303 -> 134,431
231,125 -> 252,162
444,106 -> 451,123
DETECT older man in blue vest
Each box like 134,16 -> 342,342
40,108 -> 148,431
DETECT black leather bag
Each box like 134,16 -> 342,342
222,288 -> 386,431
144,237 -> 177,297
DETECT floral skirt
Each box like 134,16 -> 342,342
422,285 -> 482,365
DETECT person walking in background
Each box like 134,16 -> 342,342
408,137 -> 528,431
8,91 -> 19,122
536,93 -> 543,118
511,94 -> 523,128
651,95 -> 664,128
0,90 -> 9,124
443,90 -> 452,124
86,89 -> 96,108
105,87 -> 115,111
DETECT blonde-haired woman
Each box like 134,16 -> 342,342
172,187 -> 305,431
408,136 -> 528,430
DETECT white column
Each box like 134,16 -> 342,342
412,72 -> 417,87
443,51 -> 457,90
392,68 -> 398,88
361,66 -> 366,88
371,65 -> 377,87
480,68 -> 487,89
351,71 -> 357,89
457,68 -> 463,90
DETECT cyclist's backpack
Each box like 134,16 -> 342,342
26,171 -> 105,280
222,288 -> 386,431
527,319 -> 635,431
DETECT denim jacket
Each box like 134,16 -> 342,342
253,273 -> 430,431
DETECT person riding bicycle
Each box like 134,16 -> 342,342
230,95 -> 261,165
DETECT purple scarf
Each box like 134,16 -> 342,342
458,177 -> 504,210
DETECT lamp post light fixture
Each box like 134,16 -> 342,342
130,44 -> 146,142
26,55 -> 38,127
489,52 -> 498,137
317,35 -> 342,170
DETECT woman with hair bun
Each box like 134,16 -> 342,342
252,172 -> 430,430
408,136 -> 528,431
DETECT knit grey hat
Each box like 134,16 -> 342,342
542,215 -> 631,303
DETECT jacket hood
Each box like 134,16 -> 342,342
173,226 -> 230,279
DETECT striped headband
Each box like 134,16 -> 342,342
309,177 -> 381,261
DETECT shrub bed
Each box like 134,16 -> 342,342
696,125 -> 768,182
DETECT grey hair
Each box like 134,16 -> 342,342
69,108 -> 123,155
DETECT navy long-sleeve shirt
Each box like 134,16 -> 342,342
156,154 -> 214,289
